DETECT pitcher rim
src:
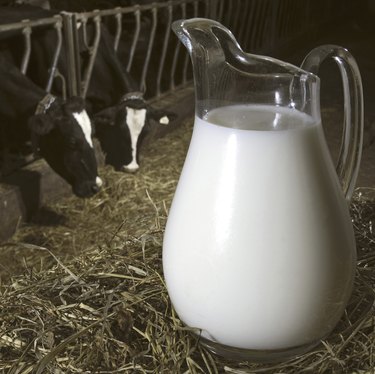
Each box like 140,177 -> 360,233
172,18 -> 320,82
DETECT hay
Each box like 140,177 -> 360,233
0,118 -> 374,373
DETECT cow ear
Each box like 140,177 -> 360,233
158,111 -> 178,125
149,108 -> 177,125
28,114 -> 55,135
93,106 -> 117,127
64,96 -> 86,114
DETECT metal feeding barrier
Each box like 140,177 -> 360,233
62,0 -> 209,99
0,0 -> 351,177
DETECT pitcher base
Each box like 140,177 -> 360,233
198,335 -> 321,362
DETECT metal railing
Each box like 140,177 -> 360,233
211,0 -> 352,54
0,0 -> 352,177
60,0 -> 351,101
64,0 -> 208,99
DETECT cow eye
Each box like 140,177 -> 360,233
66,137 -> 83,150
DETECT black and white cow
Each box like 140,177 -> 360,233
0,5 -> 174,173
0,51 -> 102,197
93,92 -> 170,172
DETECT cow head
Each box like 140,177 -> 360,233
29,96 -> 102,198
93,92 -> 173,173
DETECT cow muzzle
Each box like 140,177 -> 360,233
120,164 -> 139,174
73,177 -> 103,198
121,162 -> 139,173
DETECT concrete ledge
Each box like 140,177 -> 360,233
0,158 -> 71,242
0,85 -> 194,243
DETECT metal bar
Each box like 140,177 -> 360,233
193,0 -> 199,18
208,0 -> 218,19
181,2 -> 190,85
126,8 -> 140,73
113,9 -> 122,52
280,0 -> 288,37
238,0 -> 250,47
249,1 -> 262,51
203,0 -> 210,18
183,0 -> 199,82
45,19 -> 63,92
54,69 -> 67,100
170,4 -> 181,91
71,12 -> 82,97
0,16 -> 62,32
20,25 -> 31,75
265,0 -> 279,52
287,0 -> 295,35
81,17 -> 90,50
61,12 -> 78,97
156,2 -> 172,97
74,0 -> 198,20
140,6 -> 158,93
244,0 -> 257,51
217,0 -> 225,22
232,0 -> 243,38
81,15 -> 101,98
255,0 -> 268,51
225,0 -> 233,28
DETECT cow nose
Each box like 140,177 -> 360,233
96,176 -> 103,187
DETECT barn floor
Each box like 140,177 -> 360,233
0,111 -> 374,372
0,17 -> 374,374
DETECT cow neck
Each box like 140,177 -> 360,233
93,26 -> 138,103
0,57 -> 51,119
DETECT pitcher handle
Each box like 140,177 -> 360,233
300,45 -> 364,202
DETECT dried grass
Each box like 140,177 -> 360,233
0,118 -> 374,373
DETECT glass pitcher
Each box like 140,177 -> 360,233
162,18 -> 363,362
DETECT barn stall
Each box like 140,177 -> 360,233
0,0 -> 374,372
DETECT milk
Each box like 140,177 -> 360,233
163,104 -> 356,350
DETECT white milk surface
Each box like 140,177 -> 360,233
163,104 -> 356,350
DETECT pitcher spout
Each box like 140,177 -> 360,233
172,18 -> 250,116
172,18 -> 241,63
173,18 -> 320,121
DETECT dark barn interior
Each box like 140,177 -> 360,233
0,0 -> 374,372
